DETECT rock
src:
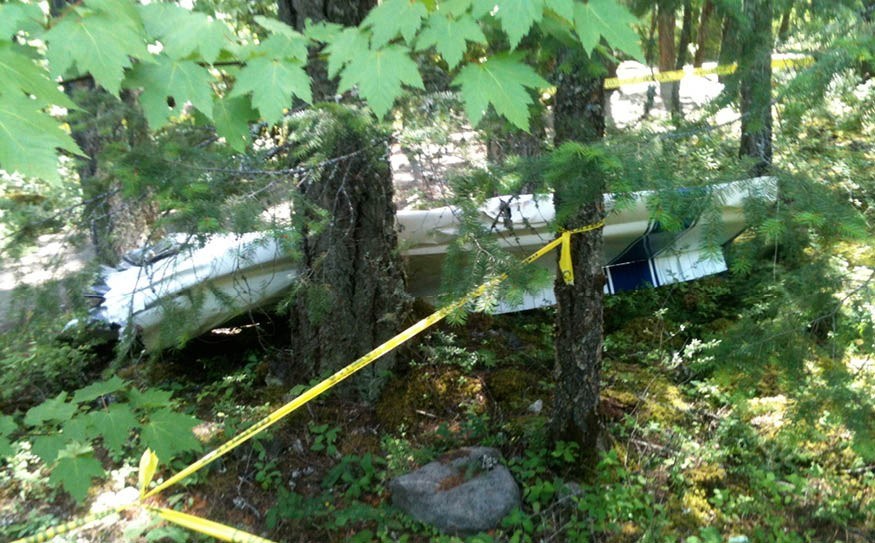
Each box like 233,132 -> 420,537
527,399 -> 543,414
389,447 -> 520,535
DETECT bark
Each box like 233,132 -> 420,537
277,0 -> 374,29
52,0 -> 155,264
671,0 -> 694,118
278,106 -> 408,400
70,90 -> 155,264
718,14 -> 739,85
861,1 -> 874,80
485,115 -> 546,164
694,0 -> 715,67
277,0 -> 376,100
657,4 -> 678,110
777,3 -> 792,43
550,49 -> 606,471
739,0 -> 773,175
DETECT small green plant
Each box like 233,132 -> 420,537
0,376 -> 202,502
251,437 -> 283,491
322,453 -> 386,499
308,421 -> 340,457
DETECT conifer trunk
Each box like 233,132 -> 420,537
551,50 -> 606,470
277,0 -> 376,100
694,0 -> 715,67
739,0 -> 773,175
671,0 -> 694,118
277,107 -> 408,400
53,0 -> 155,264
718,14 -> 739,85
657,4 -> 678,110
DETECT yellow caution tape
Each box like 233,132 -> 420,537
138,449 -> 159,499
150,507 -> 278,543
559,230 -> 574,285
12,218 -> 606,543
603,56 -> 814,89
145,219 -> 604,499
9,505 -> 127,543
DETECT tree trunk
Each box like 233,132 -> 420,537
277,0 -> 376,100
657,4 -> 678,110
694,0 -> 715,67
69,90 -> 156,264
550,49 -> 606,471
52,0 -> 155,264
861,0 -> 874,80
739,0 -> 773,175
777,2 -> 792,43
718,14 -> 739,86
277,0 -> 374,29
278,106 -> 408,400
671,0 -> 694,118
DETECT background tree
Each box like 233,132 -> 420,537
738,0 -> 773,174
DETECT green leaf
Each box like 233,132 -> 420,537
544,0 -> 573,21
0,2 -> 45,39
0,92 -> 83,182
471,0 -> 496,18
44,1 -> 150,95
258,32 -> 310,63
140,409 -> 202,462
139,4 -> 232,64
452,54 -> 548,130
24,392 -> 77,427
62,416 -> 99,443
416,13 -> 486,69
213,95 -> 258,152
362,0 -> 428,48
50,450 -> 105,502
230,56 -> 311,123
338,45 -> 424,118
0,415 -> 16,458
72,376 -> 126,404
573,0 -> 643,60
31,434 -> 67,464
124,56 -> 214,128
87,404 -> 139,455
0,415 -> 15,436
440,0 -> 474,17
0,437 -> 12,458
304,20 -> 344,43
254,15 -> 310,61
324,27 -> 371,78
495,0 -> 544,49
129,388 -> 174,410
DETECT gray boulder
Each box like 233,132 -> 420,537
389,446 -> 521,535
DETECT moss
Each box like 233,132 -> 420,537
604,363 -> 691,425
375,367 -> 485,429
685,462 -> 726,490
668,487 -> 716,531
486,367 -> 541,409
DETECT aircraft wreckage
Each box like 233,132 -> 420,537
87,177 -> 776,350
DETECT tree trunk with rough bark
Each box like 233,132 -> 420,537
276,106 -> 408,400
278,0 -> 376,100
671,0 -> 694,118
694,0 -> 715,67
739,0 -> 773,175
718,13 -> 739,85
550,49 -> 606,471
777,2 -> 792,43
52,0 -> 155,264
657,4 -> 678,111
